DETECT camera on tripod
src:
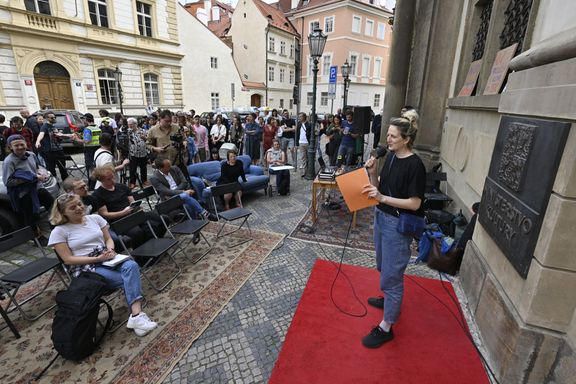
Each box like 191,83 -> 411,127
170,132 -> 184,145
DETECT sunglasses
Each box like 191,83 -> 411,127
56,192 -> 77,207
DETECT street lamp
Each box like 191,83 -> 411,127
305,27 -> 327,180
341,60 -> 351,111
113,65 -> 124,115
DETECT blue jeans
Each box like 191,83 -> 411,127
373,209 -> 413,324
95,259 -> 143,307
179,192 -> 204,217
189,176 -> 206,204
336,143 -> 355,167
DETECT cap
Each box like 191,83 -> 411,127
7,134 -> 25,146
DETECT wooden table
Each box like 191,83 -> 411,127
311,177 -> 357,228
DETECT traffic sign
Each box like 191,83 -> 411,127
329,65 -> 337,99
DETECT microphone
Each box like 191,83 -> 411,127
365,145 -> 387,168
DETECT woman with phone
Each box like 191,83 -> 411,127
48,193 -> 158,336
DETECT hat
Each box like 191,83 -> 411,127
7,134 -> 25,146
84,113 -> 94,120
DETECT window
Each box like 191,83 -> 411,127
268,66 -> 275,82
279,68 -> 285,83
289,70 -> 294,84
365,19 -> 374,36
143,73 -> 160,105
310,20 -> 320,33
377,22 -> 386,40
88,0 -> 109,27
362,56 -> 370,78
290,44 -> 294,59
211,92 -> 220,110
25,0 -> 51,15
352,15 -> 361,33
307,92 -> 313,105
374,94 -> 381,107
280,99 -> 284,109
374,58 -> 382,79
289,99 -> 294,109
268,37 -> 275,52
324,16 -> 334,33
97,68 -> 119,105
320,92 -> 328,107
210,57 -> 218,69
136,1 -> 152,37
322,54 -> 331,76
280,41 -> 286,55
350,54 -> 358,76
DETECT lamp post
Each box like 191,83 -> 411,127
305,27 -> 327,180
341,60 -> 351,111
113,65 -> 124,115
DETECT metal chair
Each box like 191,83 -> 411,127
132,185 -> 159,210
111,210 -> 184,292
0,227 -> 68,321
156,196 -> 213,264
62,154 -> 88,179
209,182 -> 253,247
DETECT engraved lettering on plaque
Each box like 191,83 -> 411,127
497,122 -> 535,191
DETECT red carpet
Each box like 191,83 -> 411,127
269,260 -> 489,384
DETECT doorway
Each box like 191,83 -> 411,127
250,94 -> 262,108
34,61 -> 74,110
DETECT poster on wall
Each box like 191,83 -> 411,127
483,43 -> 518,95
458,59 -> 483,97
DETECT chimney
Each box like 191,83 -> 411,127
291,0 -> 300,9
212,6 -> 220,21
204,0 -> 211,21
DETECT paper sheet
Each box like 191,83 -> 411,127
335,168 -> 379,212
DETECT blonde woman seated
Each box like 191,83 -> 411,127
266,139 -> 290,195
48,193 -> 158,337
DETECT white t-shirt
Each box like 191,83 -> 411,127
210,124 -> 226,141
93,148 -> 115,189
48,214 -> 109,277
299,123 -> 308,145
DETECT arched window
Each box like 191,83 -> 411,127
98,68 -> 119,105
143,73 -> 160,105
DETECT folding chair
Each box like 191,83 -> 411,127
156,196 -> 213,264
0,302 -> 20,338
0,227 -> 68,321
132,185 -> 158,211
111,210 -> 184,292
210,182 -> 253,247
62,154 -> 88,179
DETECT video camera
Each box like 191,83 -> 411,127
170,132 -> 184,144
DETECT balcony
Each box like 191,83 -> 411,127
27,13 -> 58,31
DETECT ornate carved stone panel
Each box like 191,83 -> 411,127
497,122 -> 535,192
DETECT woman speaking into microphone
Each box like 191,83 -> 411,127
361,115 -> 426,348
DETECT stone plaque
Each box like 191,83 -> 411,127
479,115 -> 570,278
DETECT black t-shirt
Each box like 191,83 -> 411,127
39,123 -> 62,152
280,118 -> 296,138
82,195 -> 100,214
92,183 -> 132,219
219,160 -> 247,184
377,153 -> 426,217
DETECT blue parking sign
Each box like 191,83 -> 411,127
329,66 -> 337,84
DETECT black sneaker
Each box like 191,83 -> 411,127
207,213 -> 218,222
367,297 -> 384,309
362,326 -> 394,348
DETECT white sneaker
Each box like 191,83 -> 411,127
127,312 -> 158,337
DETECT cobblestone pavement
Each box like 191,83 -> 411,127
1,148 -> 487,383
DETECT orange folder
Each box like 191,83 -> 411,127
335,167 -> 379,212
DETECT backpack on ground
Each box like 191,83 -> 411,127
52,271 -> 113,361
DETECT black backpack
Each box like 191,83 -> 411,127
52,272 -> 113,361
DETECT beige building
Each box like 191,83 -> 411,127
0,0 -> 183,117
228,0 -> 298,112
286,0 -> 392,114
387,0 -> 576,382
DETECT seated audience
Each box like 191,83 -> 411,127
218,149 -> 247,210
150,158 -> 217,221
266,139 -> 290,195
48,193 -> 158,337
92,164 -> 166,250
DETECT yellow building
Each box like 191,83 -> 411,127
0,0 -> 183,116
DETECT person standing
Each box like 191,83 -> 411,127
295,112 -> 312,174
279,109 -> 296,166
35,111 -> 77,180
146,109 -> 180,165
210,115 -> 226,152
93,132 -> 129,189
0,114 -> 8,161
81,113 -> 101,189
192,115 -> 209,162
335,111 -> 359,169
243,113 -> 260,165
361,117 -> 426,348
20,108 -> 40,150
127,117 -> 149,189
262,117 -> 279,157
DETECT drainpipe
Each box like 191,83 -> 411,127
265,25 -> 269,106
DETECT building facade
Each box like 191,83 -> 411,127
178,3 -> 249,113
228,0 -> 298,112
388,0 -> 576,382
287,0 -> 392,115
0,0 -> 183,117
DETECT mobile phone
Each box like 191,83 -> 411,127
129,201 -> 142,209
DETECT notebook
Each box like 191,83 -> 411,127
102,254 -> 131,267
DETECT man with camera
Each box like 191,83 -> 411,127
146,109 -> 181,165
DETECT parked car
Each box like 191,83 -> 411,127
0,164 -> 60,235
32,109 -> 86,149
